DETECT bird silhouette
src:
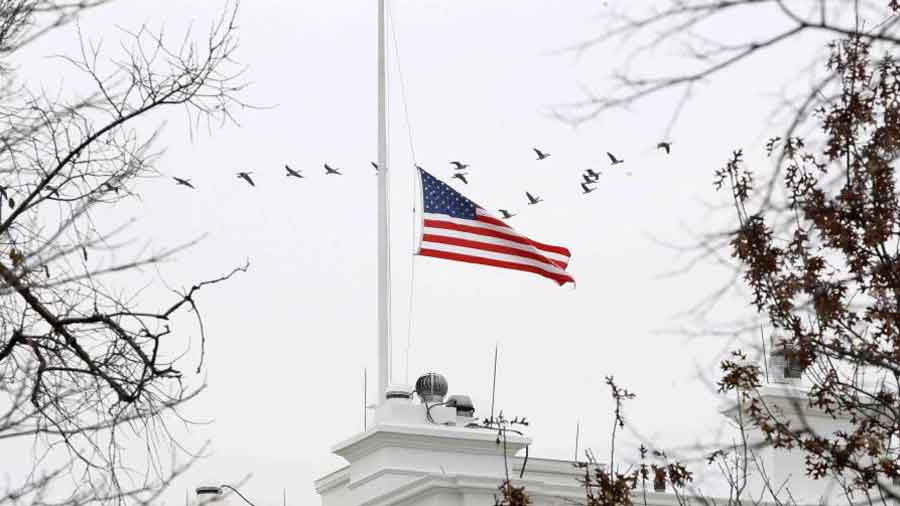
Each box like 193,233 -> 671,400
173,177 -> 195,189
450,161 -> 469,171
452,172 -> 469,184
533,147 -> 550,160
236,172 -> 255,187
285,165 -> 304,178
324,163 -> 342,175
371,161 -> 380,174
526,191 -> 542,205
607,152 -> 624,165
582,174 -> 597,185
581,182 -> 596,195
657,141 -> 672,154
498,209 -> 516,219
585,169 -> 601,180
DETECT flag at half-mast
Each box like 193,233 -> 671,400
416,168 -> 574,285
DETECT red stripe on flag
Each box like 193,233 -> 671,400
475,215 -> 570,256
473,212 -> 513,229
422,234 -> 567,269
419,248 -> 574,286
424,219 -> 571,259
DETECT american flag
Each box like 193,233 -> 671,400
417,168 -> 574,285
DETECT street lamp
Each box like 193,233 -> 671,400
195,485 -> 258,506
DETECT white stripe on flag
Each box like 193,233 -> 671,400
422,212 -> 512,234
422,213 -> 570,258
419,241 -> 572,278
421,225 -> 571,267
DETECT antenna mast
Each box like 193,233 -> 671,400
490,344 -> 498,422
377,0 -> 391,404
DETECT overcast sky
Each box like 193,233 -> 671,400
5,1 -> 834,504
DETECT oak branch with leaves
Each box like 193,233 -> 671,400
717,32 -> 900,499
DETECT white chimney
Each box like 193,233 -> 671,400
721,383 -> 855,504
767,337 -> 803,385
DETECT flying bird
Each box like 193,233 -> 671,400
173,177 -> 195,189
236,172 -> 255,187
657,141 -> 672,154
533,147 -> 550,160
285,165 -> 304,178
607,152 -> 624,165
324,163 -> 342,175
582,174 -> 597,185
450,161 -> 469,171
581,182 -> 596,195
371,161 -> 380,174
452,172 -> 469,185
498,209 -> 516,219
526,191 -> 542,205
585,169 -> 601,180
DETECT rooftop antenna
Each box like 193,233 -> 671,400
759,325 -> 769,383
363,367 -> 368,430
376,0 -> 392,406
574,420 -> 581,463
489,343 -> 499,423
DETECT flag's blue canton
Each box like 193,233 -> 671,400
419,168 -> 477,219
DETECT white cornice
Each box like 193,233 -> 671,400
513,457 -> 584,478
350,470 -> 731,506
333,422 -> 531,463
316,460 -> 796,506
719,384 -> 851,422
314,466 -> 349,494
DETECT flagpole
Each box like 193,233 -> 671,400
377,0 -> 391,404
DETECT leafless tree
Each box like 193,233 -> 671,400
557,2 -> 900,341
0,1 -> 249,504
559,1 -> 899,131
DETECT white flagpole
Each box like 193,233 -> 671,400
377,0 -> 391,404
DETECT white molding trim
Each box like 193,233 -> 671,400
333,423 -> 530,462
314,466 -> 350,494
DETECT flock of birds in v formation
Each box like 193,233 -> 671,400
171,142 -> 673,220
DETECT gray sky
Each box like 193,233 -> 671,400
6,1 -> 825,504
